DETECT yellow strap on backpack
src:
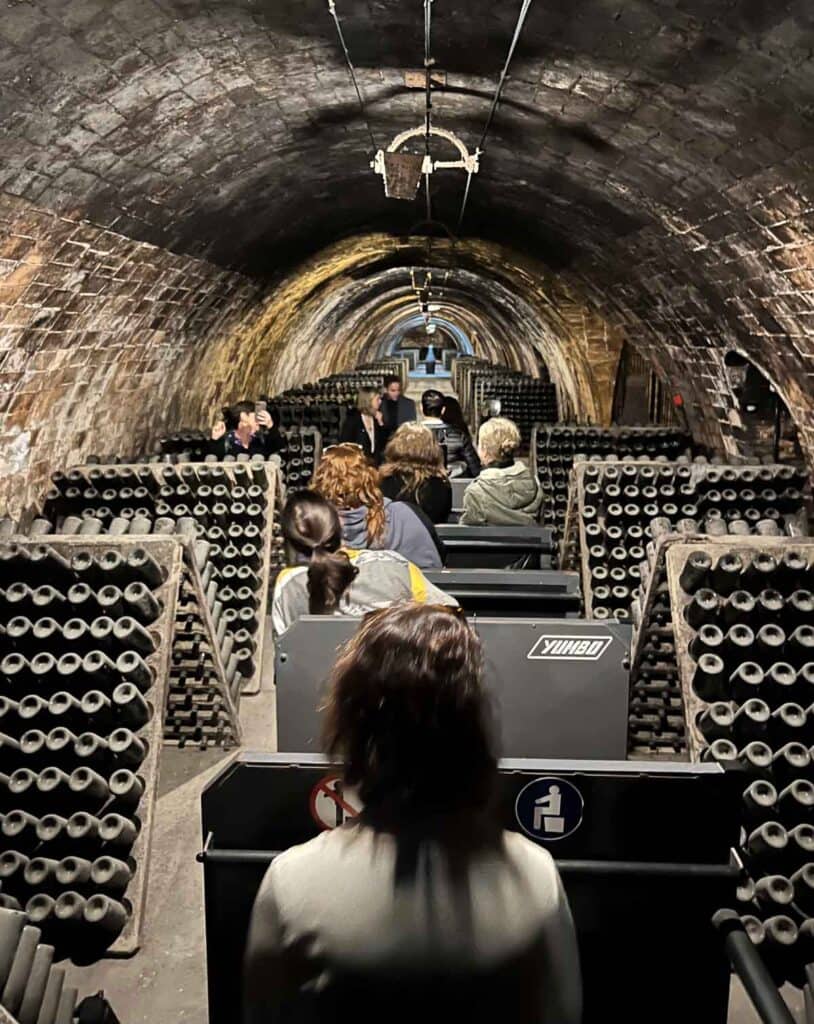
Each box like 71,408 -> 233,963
408,561 -> 428,603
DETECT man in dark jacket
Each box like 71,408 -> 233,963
380,375 -> 416,436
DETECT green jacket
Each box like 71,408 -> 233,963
460,460 -> 544,526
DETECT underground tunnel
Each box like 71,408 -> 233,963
0,1 -> 814,1022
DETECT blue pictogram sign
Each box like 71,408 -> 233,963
514,777 -> 584,842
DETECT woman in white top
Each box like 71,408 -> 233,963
245,603 -> 582,1024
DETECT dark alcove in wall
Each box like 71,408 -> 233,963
723,352 -> 803,464
612,342 -> 680,428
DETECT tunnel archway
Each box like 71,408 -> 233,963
383,312 -> 475,376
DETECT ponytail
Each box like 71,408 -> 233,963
307,547 -> 358,614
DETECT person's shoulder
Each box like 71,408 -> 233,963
274,565 -> 307,587
353,547 -> 410,567
270,826 -> 373,887
502,830 -> 560,883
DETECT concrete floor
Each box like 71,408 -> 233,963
60,628 -> 805,1024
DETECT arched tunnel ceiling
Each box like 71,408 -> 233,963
2,0 -> 813,273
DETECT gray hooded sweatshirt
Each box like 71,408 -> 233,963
460,460 -> 544,526
340,497 -> 443,569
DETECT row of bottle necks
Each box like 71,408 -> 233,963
50,463 -> 270,491
588,513 -> 804,549
0,770 -> 144,836
3,889 -> 131,946
1,677 -> 151,733
583,500 -> 805,530
44,506 -> 268,538
0,545 -> 165,588
0,582 -> 162,628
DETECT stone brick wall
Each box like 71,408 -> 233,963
572,179 -> 814,468
0,192 -> 259,518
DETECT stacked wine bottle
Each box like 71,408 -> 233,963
38,460 -> 278,737
627,469 -> 810,759
278,427 -> 321,489
694,466 -> 808,535
453,357 -> 513,423
0,903 -> 116,1021
0,538 -> 177,958
572,461 -> 698,620
271,363 -> 405,444
669,539 -> 814,982
534,426 -> 691,546
157,431 -> 210,462
569,460 -> 810,620
453,357 -> 557,444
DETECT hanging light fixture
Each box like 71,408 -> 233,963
372,126 -> 480,200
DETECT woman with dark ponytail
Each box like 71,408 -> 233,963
271,491 -> 457,638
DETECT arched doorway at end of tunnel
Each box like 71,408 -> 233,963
723,351 -> 804,464
383,314 -> 474,380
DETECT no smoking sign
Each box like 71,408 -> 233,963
309,774 -> 363,830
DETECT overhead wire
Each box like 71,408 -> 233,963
456,0 -> 535,232
326,0 -> 378,156
423,0 -> 434,223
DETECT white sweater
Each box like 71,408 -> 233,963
244,824 -> 582,1023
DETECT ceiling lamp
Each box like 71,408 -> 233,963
372,126 -> 480,200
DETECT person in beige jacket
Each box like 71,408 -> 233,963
460,417 -> 544,526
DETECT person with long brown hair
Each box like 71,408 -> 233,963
245,603 -> 582,1024
312,443 -> 444,569
379,422 -> 452,523
271,491 -> 456,637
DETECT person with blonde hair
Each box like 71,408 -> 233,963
339,388 -> 388,464
271,491 -> 456,637
313,443 -> 443,568
460,417 -> 544,526
379,423 -> 452,523
245,603 -> 582,1024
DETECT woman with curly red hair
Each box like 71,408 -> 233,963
312,443 -> 443,568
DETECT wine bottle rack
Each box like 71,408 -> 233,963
0,537 -> 180,958
32,459 -> 281,727
664,537 -> 814,984
560,460 -> 810,620
532,425 -> 692,546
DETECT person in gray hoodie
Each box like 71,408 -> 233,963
313,443 -> 444,569
460,417 -> 544,526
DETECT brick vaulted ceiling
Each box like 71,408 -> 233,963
1,0 -> 814,506
1,0 -> 811,272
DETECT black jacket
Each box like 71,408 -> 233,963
381,395 -> 417,435
380,473 -> 452,524
440,426 -> 481,477
208,426 -> 284,459
339,410 -> 388,465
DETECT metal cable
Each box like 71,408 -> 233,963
423,0 -> 434,222
456,0 -> 535,231
327,0 -> 378,155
